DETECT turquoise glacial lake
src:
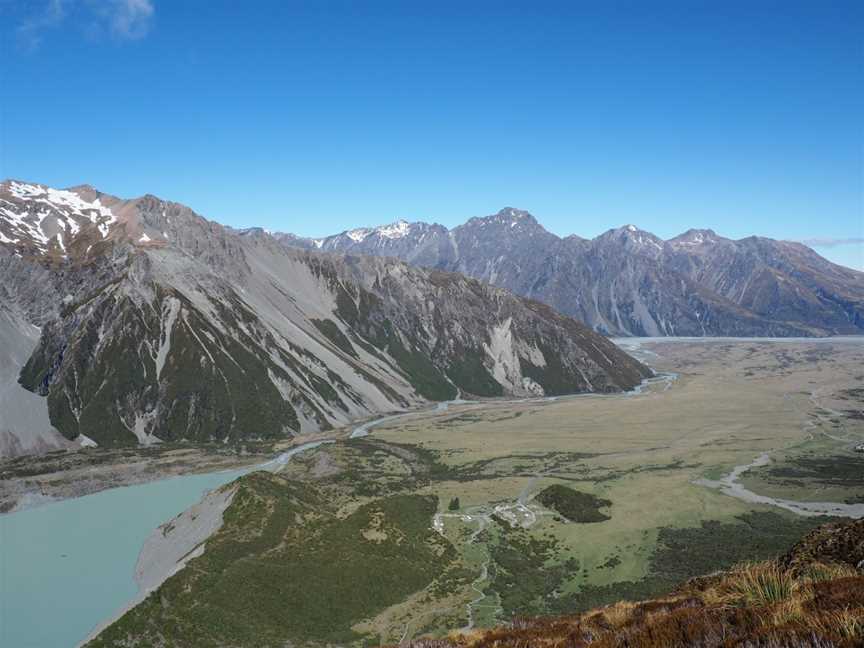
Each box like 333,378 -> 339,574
0,470 -> 243,647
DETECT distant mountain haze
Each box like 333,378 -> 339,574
271,208 -> 864,337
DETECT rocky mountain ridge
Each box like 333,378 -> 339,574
275,208 -> 864,337
0,181 -> 650,457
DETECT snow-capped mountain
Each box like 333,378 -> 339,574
0,182 -> 117,259
0,182 -> 650,457
270,218 -> 457,269
279,208 -> 864,337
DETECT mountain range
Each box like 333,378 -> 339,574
0,181 -> 649,457
273,208 -> 864,337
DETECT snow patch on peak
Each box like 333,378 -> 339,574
7,181 -> 45,200
5,181 -> 117,239
343,220 -> 413,242
496,207 -> 533,223
614,224 -> 663,250
671,229 -> 719,246
376,220 -> 411,239
681,232 -> 706,245
0,230 -> 19,244
346,228 -> 371,243
498,207 -> 525,217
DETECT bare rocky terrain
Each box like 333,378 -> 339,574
0,181 -> 648,458
276,208 -> 864,337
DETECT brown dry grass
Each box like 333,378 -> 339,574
397,561 -> 864,648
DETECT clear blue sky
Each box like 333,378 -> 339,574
2,1 -> 862,269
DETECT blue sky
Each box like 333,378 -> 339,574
1,1 -> 862,269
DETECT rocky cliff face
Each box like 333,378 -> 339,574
276,209 -> 864,337
0,182 -> 649,455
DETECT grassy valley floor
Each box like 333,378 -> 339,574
84,338 -> 864,646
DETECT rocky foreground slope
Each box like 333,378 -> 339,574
403,519 -> 864,648
278,208 -> 864,337
0,181 -> 649,456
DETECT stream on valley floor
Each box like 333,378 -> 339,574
0,382 -> 654,647
2,338 -> 861,647
695,453 -> 864,519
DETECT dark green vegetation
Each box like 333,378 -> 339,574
87,437 -> 493,646
404,449 -> 599,484
430,564 -> 477,598
15,224 -> 649,451
745,451 -> 864,504
520,339 -> 588,396
20,285 -> 304,446
320,257 -> 647,401
401,519 -> 864,648
535,484 -> 612,523
380,326 -> 458,401
761,453 -> 864,488
309,438 -> 459,497
83,428 -> 851,647
562,511 -> 836,613
486,516 -> 581,616
479,511 -> 834,620
326,265 -> 459,402
445,350 -> 503,397
358,320 -> 455,402
87,472 -> 455,647
448,497 -> 461,511
310,317 -> 357,357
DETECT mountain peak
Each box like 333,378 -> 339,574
601,223 -> 660,240
65,183 -> 99,195
497,206 -> 532,219
669,228 -> 722,247
340,219 -> 415,243
0,180 -> 119,259
345,227 -> 371,242
375,219 -> 411,239
615,223 -> 655,235
494,207 -> 538,226
462,207 -> 541,231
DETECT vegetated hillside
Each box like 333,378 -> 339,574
85,433 -> 863,648
84,439 -> 461,647
400,519 -> 864,648
0,181 -> 649,454
277,208 -> 864,337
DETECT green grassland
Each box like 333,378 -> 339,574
535,484 -> 611,522
89,340 -> 864,646
740,436 -> 864,504
363,339 -> 864,640
736,381 -> 864,504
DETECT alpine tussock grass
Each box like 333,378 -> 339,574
398,560 -> 864,648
